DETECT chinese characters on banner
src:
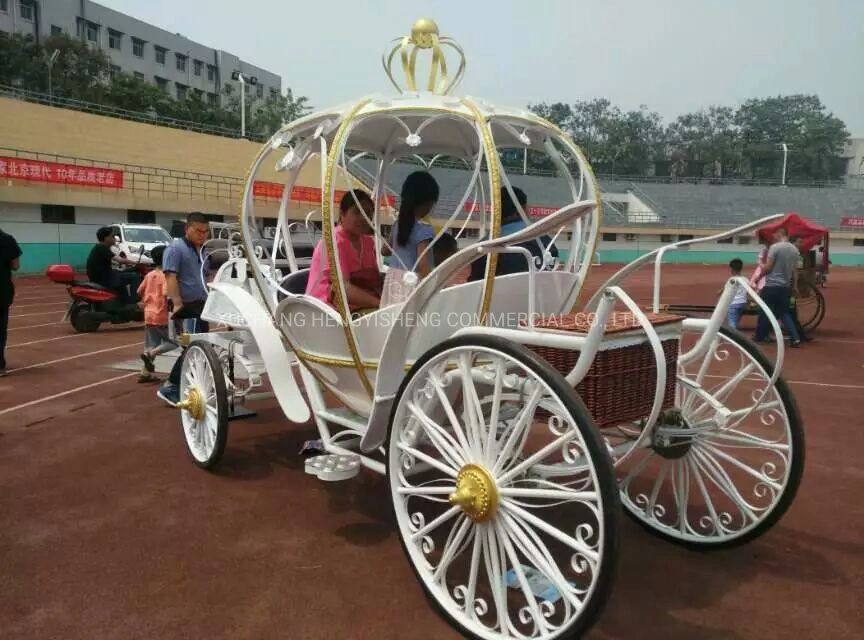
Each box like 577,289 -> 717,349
840,216 -> 864,228
463,201 -> 559,218
253,181 -> 395,206
0,156 -> 124,188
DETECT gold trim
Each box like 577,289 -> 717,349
321,99 -> 375,398
176,387 -> 205,421
461,98 -> 501,326
383,19 -> 466,95
449,463 -> 499,523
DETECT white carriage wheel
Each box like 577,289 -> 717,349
611,326 -> 805,549
178,341 -> 230,470
387,335 -> 619,640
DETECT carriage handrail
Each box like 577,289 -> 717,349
583,213 -> 787,313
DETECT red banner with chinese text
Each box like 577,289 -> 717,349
0,156 -> 124,188
462,201 -> 559,218
840,216 -> 864,229
253,181 -> 396,207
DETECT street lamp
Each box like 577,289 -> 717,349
231,70 -> 258,139
777,142 -> 789,186
47,49 -> 60,104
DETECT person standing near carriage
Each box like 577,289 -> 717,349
0,227 -> 22,377
753,227 -> 802,347
157,212 -> 212,406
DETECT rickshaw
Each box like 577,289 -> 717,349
170,19 -> 805,640
665,212 -> 828,332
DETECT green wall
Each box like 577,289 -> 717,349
18,243 -> 93,275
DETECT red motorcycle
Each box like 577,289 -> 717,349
46,248 -> 151,333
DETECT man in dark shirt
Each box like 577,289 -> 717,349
86,227 -> 139,302
469,186 -> 559,281
1,227 -> 23,376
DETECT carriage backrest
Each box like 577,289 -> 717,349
277,269 -> 311,300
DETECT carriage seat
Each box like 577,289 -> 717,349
277,269 -> 311,301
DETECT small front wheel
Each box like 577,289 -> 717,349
178,341 -> 229,470
387,335 -> 619,640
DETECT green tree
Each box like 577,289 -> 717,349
735,94 -> 851,181
252,87 -> 313,137
666,106 -> 742,178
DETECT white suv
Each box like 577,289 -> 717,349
107,223 -> 174,267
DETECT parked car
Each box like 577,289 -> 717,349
107,223 -> 173,267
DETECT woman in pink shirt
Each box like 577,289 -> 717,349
306,189 -> 381,312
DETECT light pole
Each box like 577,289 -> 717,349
47,49 -> 60,104
778,142 -> 789,186
231,71 -> 258,139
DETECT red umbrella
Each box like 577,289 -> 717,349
756,212 -> 830,270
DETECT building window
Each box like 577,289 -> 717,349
737,236 -> 751,245
133,71 -> 144,80
132,37 -> 144,57
660,234 -> 674,243
108,29 -> 122,50
193,60 -> 203,76
207,64 -> 216,81
18,0 -> 34,21
176,83 -> 187,101
853,238 -> 864,247
155,76 -> 168,91
51,25 -> 63,36
601,232 -> 617,242
270,87 -> 279,100
207,92 -> 218,106
678,234 -> 694,241
717,237 -> 734,244
256,84 -> 264,98
86,22 -> 98,42
193,88 -> 204,100
203,214 -> 225,223
155,46 -> 166,65
127,210 -> 156,224
625,233 -> 637,242
41,204 -> 76,224
0,0 -> 8,13
175,53 -> 186,72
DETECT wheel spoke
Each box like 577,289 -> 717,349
406,401 -> 468,471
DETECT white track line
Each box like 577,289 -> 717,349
7,334 -> 89,348
701,373 -> 864,390
9,310 -> 66,318
7,322 -> 63,332
7,342 -> 141,373
11,301 -> 68,309
0,372 -> 138,417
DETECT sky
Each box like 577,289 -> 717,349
98,0 -> 864,136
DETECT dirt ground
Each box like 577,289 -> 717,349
1,264 -> 862,640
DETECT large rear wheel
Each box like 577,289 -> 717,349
387,335 -> 619,640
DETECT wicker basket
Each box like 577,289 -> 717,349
524,311 -> 685,428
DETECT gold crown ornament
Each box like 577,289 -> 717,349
382,18 -> 466,95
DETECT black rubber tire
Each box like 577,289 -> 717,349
180,341 -> 230,471
69,302 -> 101,333
386,333 -> 620,640
797,282 -> 825,332
622,324 -> 806,551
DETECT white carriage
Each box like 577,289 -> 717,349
173,19 -> 804,640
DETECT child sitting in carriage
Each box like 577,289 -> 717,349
305,189 -> 382,313
431,232 -> 471,287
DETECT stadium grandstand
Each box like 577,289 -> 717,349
1,87 -> 863,273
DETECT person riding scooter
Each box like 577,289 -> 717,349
86,227 -> 143,304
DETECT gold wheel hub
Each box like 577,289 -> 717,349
176,388 -> 205,421
449,464 -> 498,523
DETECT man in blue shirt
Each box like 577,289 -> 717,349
157,212 -> 212,406
469,186 -> 559,281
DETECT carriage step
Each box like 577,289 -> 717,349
304,453 -> 361,482
316,407 -> 367,431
